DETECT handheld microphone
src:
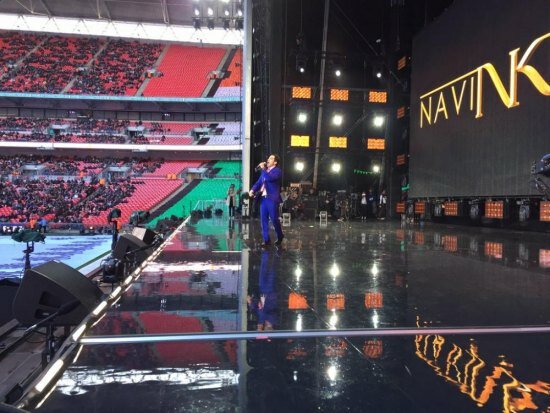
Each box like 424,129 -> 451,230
255,161 -> 267,172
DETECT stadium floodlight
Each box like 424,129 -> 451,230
332,114 -> 343,126
297,112 -> 307,123
331,162 -> 341,173
373,115 -> 385,127
295,161 -> 305,172
372,165 -> 380,173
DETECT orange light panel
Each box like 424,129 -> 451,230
325,339 -> 348,357
397,56 -> 407,70
367,138 -> 385,150
329,136 -> 347,148
414,202 -> 426,214
485,201 -> 504,219
290,135 -> 310,147
485,242 -> 503,259
540,201 -> 550,221
443,235 -> 458,252
292,86 -> 312,99
368,90 -> 387,103
396,154 -> 406,166
396,202 -> 405,213
395,229 -> 405,240
414,231 -> 425,245
444,201 -> 458,216
330,88 -> 349,101
539,249 -> 550,269
363,339 -> 383,359
397,106 -> 406,119
364,292 -> 383,309
326,293 -> 345,310
288,292 -> 308,310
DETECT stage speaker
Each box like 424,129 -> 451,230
13,261 -> 103,326
113,234 -> 151,263
132,227 -> 158,245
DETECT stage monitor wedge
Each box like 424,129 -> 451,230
113,234 -> 152,264
13,261 -> 103,326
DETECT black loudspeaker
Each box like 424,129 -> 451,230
113,234 -> 151,263
132,227 -> 158,245
13,261 -> 103,326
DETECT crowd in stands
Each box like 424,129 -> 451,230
0,32 -> 44,76
69,40 -> 164,95
1,36 -> 102,93
0,155 -> 169,224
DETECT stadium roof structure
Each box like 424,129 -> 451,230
0,0 -> 244,44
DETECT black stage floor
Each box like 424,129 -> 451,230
31,218 -> 550,412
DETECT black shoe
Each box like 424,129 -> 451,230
275,236 -> 284,246
260,241 -> 271,248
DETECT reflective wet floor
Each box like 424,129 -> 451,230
31,218 -> 550,412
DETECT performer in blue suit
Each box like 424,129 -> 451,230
249,154 -> 285,247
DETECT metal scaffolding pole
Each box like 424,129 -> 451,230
312,0 -> 330,189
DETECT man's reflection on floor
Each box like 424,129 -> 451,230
247,250 -> 278,331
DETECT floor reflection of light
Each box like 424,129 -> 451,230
327,365 -> 338,382
329,310 -> 338,330
372,310 -> 379,328
296,314 -> 303,331
371,263 -> 379,276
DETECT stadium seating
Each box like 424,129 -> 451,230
143,45 -> 226,97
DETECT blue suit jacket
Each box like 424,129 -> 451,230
251,166 -> 283,203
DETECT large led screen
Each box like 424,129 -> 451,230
409,0 -> 549,198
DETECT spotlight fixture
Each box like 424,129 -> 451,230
237,8 -> 243,16
331,162 -> 341,173
296,54 -> 307,73
372,165 -> 380,173
194,7 -> 200,16
335,69 -> 341,77
373,115 -> 385,127
297,112 -> 307,123
332,114 -> 343,126
224,9 -> 230,16
376,72 -> 382,78
295,161 -> 305,172
207,7 -> 214,16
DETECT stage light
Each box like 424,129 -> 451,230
194,7 -> 200,16
295,161 -> 305,172
297,112 -> 307,123
372,165 -> 380,173
376,72 -> 382,78
237,7 -> 243,16
299,67 -> 305,73
207,7 -> 214,16
332,114 -> 343,126
296,54 -> 307,73
373,115 -> 385,127
224,9 -> 230,16
335,69 -> 341,77
331,162 -> 341,173
329,262 -> 340,277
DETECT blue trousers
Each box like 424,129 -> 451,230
260,198 -> 284,242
